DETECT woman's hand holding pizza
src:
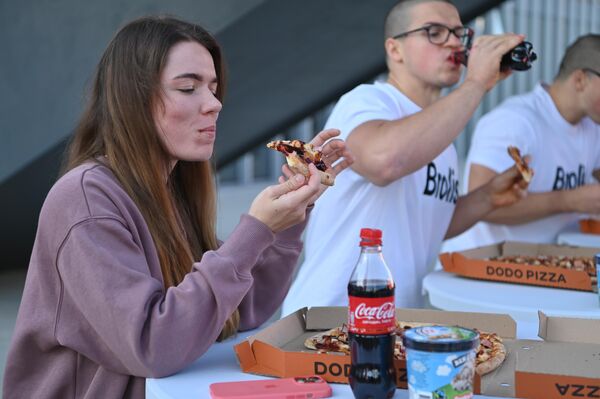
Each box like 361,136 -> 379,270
249,129 -> 353,233
278,128 -> 354,205
249,168 -> 321,233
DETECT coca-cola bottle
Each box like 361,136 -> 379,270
347,228 -> 396,399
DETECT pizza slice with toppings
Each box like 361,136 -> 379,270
304,325 -> 349,354
507,146 -> 533,183
267,139 -> 335,186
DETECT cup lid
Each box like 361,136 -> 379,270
403,325 -> 479,352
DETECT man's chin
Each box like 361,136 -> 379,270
439,73 -> 462,88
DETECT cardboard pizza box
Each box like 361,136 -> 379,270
479,312 -> 600,399
537,311 -> 600,345
439,241 -> 599,292
234,306 -> 517,392
514,340 -> 600,399
580,218 -> 600,235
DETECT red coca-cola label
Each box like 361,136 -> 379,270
348,295 -> 395,334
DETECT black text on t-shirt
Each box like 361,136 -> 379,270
552,165 -> 585,191
423,162 -> 459,204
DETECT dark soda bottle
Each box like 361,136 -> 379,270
451,41 -> 537,71
347,228 -> 396,399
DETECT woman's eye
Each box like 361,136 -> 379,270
178,87 -> 195,94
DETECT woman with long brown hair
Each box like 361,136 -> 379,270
3,16 -> 352,399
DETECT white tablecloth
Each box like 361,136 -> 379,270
423,270 -> 600,339
146,327 -> 509,399
557,231 -> 600,248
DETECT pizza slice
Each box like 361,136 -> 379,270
507,146 -> 533,183
304,325 -> 349,354
267,139 -> 335,186
475,331 -> 507,376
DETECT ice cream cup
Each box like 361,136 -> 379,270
403,325 -> 479,399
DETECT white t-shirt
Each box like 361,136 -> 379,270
281,81 -> 458,315
446,83 -> 600,251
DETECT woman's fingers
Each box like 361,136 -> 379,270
268,174 -> 307,199
310,128 -> 341,147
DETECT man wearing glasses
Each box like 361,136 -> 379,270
447,34 -> 600,252
282,0 -> 528,314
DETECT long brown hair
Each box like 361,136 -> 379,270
64,16 -> 239,340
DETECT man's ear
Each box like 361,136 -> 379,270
571,69 -> 587,92
385,37 -> 403,63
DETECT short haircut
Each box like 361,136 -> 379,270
384,0 -> 454,39
556,34 -> 600,80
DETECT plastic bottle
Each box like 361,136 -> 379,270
348,228 -> 396,399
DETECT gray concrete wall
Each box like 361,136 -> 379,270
0,0 -> 264,182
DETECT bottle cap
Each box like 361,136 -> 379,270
359,228 -> 382,246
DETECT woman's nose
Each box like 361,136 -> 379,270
203,92 -> 222,114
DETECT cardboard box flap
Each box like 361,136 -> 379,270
459,242 -> 503,258
503,241 -> 600,256
251,307 -> 307,346
396,308 -> 517,339
516,340 -> 600,379
442,241 -> 600,259
305,307 -> 346,330
538,311 -> 600,344
305,307 -> 516,338
234,308 -> 307,375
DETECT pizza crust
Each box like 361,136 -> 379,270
476,345 -> 506,375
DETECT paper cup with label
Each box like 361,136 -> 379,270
403,325 -> 479,399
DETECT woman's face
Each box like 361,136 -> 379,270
154,41 -> 222,168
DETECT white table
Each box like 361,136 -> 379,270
146,327 -> 508,399
557,231 -> 600,248
423,270 -> 600,339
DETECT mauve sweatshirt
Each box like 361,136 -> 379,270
3,162 -> 307,399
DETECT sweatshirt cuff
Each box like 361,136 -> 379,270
217,214 -> 275,275
274,205 -> 313,245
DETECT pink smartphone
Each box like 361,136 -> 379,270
209,376 -> 332,399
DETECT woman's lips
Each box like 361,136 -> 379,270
198,126 -> 216,138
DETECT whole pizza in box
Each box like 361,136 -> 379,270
303,321 -> 507,377
439,242 -> 598,292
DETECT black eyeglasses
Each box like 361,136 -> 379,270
583,68 -> 600,78
393,23 -> 474,47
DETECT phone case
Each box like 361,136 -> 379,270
209,376 -> 332,399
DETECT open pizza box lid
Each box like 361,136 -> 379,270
537,310 -> 600,344
234,306 -> 516,391
480,312 -> 600,399
439,241 -> 599,292
305,306 -> 517,337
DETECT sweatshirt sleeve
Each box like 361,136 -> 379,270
235,213 -> 309,331
54,213 -> 276,378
